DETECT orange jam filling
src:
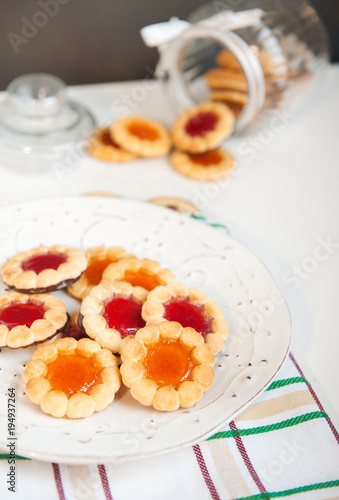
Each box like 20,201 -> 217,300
122,270 -> 161,291
127,121 -> 159,141
84,257 -> 118,286
46,354 -> 99,395
145,340 -> 195,387
189,150 -> 223,167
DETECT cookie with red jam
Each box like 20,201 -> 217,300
0,291 -> 67,348
78,280 -> 148,353
142,283 -> 229,355
120,321 -> 215,411
171,102 -> 234,154
24,337 -> 121,418
1,245 -> 87,294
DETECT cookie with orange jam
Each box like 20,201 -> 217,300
78,280 -> 148,353
0,291 -> 67,349
111,117 -> 171,158
102,257 -> 176,295
170,148 -> 235,181
2,245 -> 87,294
67,246 -> 133,300
142,283 -> 228,355
120,321 -> 215,411
171,102 -> 234,154
24,337 -> 121,418
87,127 -> 137,162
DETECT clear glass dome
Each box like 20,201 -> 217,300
0,73 -> 96,173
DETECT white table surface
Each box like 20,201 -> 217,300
0,66 -> 338,432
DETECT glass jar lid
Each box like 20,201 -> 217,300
0,73 -> 96,173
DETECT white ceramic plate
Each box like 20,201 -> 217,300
0,197 -> 291,464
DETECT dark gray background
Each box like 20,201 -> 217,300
1,0 -> 338,90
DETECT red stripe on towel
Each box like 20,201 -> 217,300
229,421 -> 267,495
98,464 -> 114,500
289,352 -> 339,446
52,463 -> 66,500
193,444 -> 221,500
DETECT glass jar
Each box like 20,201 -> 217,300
141,0 -> 329,133
0,73 -> 95,173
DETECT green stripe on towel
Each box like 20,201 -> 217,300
233,479 -> 339,500
208,412 -> 328,440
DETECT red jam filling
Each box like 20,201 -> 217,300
46,354 -> 99,395
185,112 -> 218,137
123,270 -> 161,291
164,299 -> 210,337
127,121 -> 159,141
103,297 -> 145,338
190,150 -> 223,166
60,322 -> 86,341
0,302 -> 45,329
145,340 -> 195,387
22,253 -> 67,274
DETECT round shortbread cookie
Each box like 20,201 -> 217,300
87,127 -> 136,162
171,102 -> 234,154
170,148 -> 235,181
111,117 -> 171,158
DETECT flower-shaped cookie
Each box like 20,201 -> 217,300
111,117 -> 171,158
0,291 -> 67,348
58,312 -> 87,341
1,245 -> 87,294
24,337 -> 121,419
68,246 -> 133,300
170,148 -> 235,181
171,102 -> 234,154
120,321 -> 215,411
142,283 -> 228,355
102,257 -> 176,294
79,280 -> 147,353
87,127 -> 137,162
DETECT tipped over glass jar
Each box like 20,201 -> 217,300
141,0 -> 329,134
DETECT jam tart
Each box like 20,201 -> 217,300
78,280 -> 148,353
148,196 -> 199,214
87,127 -> 137,162
120,321 -> 215,411
111,116 -> 171,158
102,257 -> 176,294
141,283 -> 229,355
171,102 -> 234,154
67,246 -> 133,300
0,291 -> 67,348
24,337 -> 121,419
1,245 -> 87,294
58,312 -> 87,341
170,148 -> 235,181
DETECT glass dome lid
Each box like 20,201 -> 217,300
0,73 -> 96,173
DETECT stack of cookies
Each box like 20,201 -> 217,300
205,49 -> 288,113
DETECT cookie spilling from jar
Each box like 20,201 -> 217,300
1,242 -> 229,418
86,101 -> 236,181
